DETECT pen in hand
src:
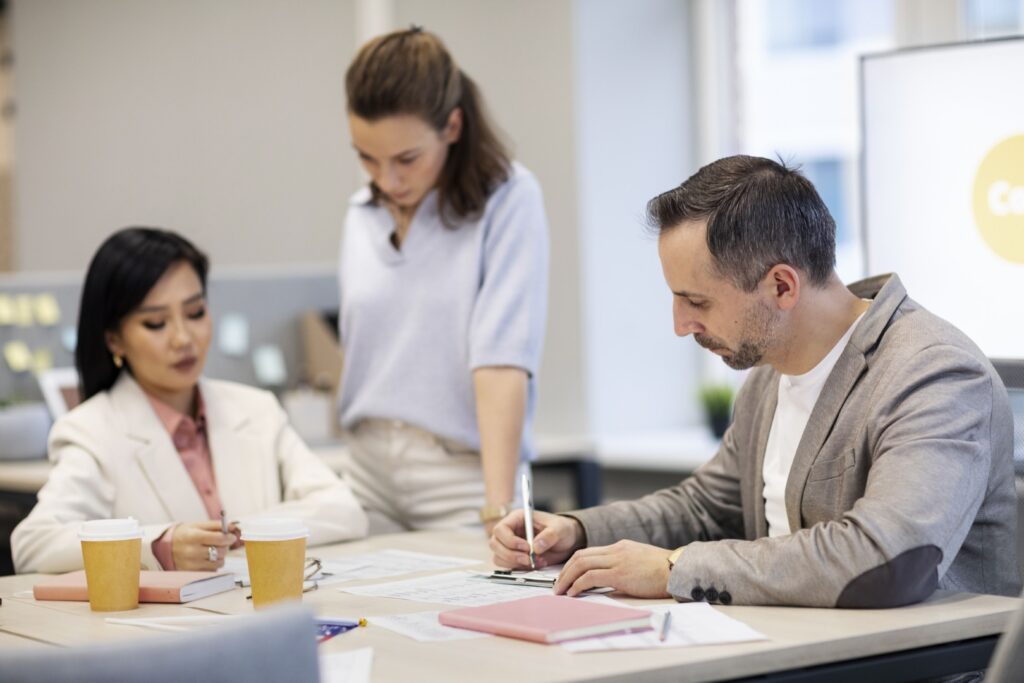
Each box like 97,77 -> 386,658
219,509 -> 228,536
521,473 -> 536,569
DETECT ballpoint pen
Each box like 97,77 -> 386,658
219,509 -> 228,536
659,611 -> 672,642
521,472 -> 536,569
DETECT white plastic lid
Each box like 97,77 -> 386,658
78,518 -> 143,541
239,518 -> 309,541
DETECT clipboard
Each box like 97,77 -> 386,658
484,569 -> 615,594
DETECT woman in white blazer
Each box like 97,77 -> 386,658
12,228 -> 368,574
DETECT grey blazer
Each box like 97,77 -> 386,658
573,274 -> 1020,607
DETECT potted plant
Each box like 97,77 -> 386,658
699,383 -> 734,439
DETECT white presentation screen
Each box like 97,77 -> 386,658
862,38 -> 1024,360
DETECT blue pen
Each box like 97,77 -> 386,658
315,617 -> 367,643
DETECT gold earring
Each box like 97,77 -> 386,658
113,354 -> 123,368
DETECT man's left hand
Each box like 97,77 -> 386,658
553,540 -> 674,598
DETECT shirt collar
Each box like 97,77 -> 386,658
144,388 -> 207,450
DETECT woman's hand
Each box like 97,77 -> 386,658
171,521 -> 236,571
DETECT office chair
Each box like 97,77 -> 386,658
0,604 -> 320,683
991,359 -> 1024,579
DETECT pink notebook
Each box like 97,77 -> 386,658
33,570 -> 236,604
438,595 -> 653,644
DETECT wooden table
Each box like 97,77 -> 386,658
0,529 -> 1018,682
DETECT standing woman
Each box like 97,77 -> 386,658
339,27 -> 549,534
12,228 -> 367,573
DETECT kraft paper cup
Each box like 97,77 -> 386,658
241,518 -> 309,608
79,518 -> 143,612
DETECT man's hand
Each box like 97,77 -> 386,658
489,509 -> 584,569
553,540 -> 673,598
171,521 -> 236,571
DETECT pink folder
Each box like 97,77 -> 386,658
438,595 -> 653,644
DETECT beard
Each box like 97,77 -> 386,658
694,301 -> 778,371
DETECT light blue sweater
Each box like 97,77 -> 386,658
337,163 -> 549,461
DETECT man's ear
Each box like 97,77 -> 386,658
443,107 -> 464,145
764,264 -> 800,311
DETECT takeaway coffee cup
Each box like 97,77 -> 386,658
79,518 -> 143,612
241,518 -> 309,608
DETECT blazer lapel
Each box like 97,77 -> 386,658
202,380 -> 269,517
783,273 -> 907,532
109,374 -> 208,522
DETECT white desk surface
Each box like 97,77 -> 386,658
0,529 -> 1017,683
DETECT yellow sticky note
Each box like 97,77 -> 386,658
32,348 -> 54,372
34,294 -> 61,326
3,341 -> 33,372
0,294 -> 13,325
13,295 -> 34,327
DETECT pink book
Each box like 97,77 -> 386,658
438,595 -> 653,644
33,570 -> 236,604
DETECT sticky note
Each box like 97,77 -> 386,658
61,326 -> 78,353
33,294 -> 61,326
3,341 -> 33,372
218,313 -> 250,357
32,348 -> 54,372
0,294 -> 13,325
13,295 -> 34,327
253,345 -> 287,387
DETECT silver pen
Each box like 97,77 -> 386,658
521,473 -> 536,569
659,611 -> 672,642
219,509 -> 228,536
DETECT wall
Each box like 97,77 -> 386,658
394,0 -> 588,435
11,0 -> 357,272
574,0 -> 701,434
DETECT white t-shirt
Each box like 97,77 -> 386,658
762,312 -> 866,537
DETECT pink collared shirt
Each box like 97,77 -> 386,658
148,389 -> 225,570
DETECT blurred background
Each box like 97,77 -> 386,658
0,2 -> 1022,562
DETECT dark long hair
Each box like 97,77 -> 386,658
76,227 -> 209,400
345,27 -> 510,226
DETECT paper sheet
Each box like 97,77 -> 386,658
338,571 -> 554,607
319,647 -> 373,683
223,549 -> 479,588
562,602 -> 767,652
368,611 -> 491,642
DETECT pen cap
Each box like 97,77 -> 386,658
240,517 -> 309,541
78,518 -> 143,541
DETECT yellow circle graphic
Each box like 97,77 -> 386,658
973,134 -> 1024,264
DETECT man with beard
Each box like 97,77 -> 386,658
490,155 -> 1019,608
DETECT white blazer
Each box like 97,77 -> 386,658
12,373 -> 368,574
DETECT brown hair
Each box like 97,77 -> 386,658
646,156 -> 836,292
345,28 -> 510,226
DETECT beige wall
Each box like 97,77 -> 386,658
11,0 -> 357,271
394,0 -> 587,435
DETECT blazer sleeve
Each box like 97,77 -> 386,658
667,344 -> 998,607
569,424 -> 746,550
11,421 -> 171,574
260,402 -> 368,546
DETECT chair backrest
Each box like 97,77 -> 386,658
0,604 -> 320,683
986,589 -> 1024,682
991,359 -> 1024,475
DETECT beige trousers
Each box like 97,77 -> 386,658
345,419 -> 526,535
